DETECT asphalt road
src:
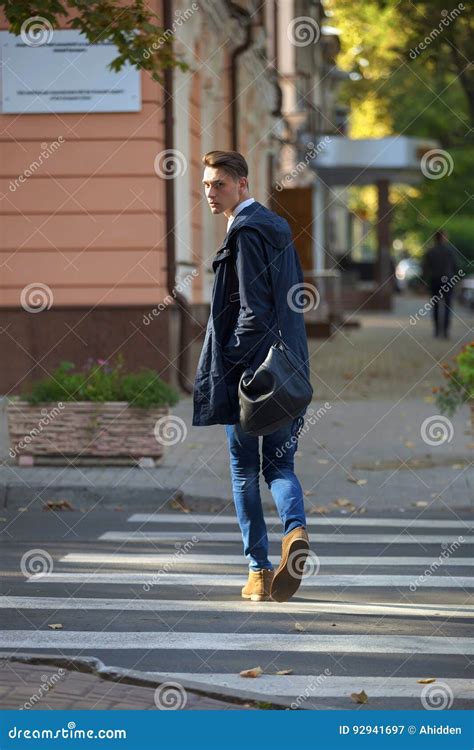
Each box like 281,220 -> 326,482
0,505 -> 472,710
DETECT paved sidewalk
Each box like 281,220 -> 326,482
0,658 -> 260,710
0,294 -> 473,513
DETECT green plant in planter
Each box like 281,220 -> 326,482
434,342 -> 474,417
20,353 -> 180,409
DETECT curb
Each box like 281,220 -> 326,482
0,653 -> 332,710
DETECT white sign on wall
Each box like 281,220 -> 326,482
0,29 -> 141,114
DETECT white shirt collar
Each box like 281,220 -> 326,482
226,197 -> 255,232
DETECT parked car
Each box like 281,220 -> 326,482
458,275 -> 474,309
395,258 -> 423,292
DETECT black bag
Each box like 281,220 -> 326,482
238,251 -> 313,436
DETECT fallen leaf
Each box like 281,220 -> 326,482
44,499 -> 75,511
404,440 -> 415,449
294,622 -> 305,632
357,507 -> 367,514
48,623 -> 63,630
239,666 -> 263,678
275,669 -> 293,675
339,502 -> 357,513
308,505 -> 330,514
351,689 -> 368,704
452,464 -> 463,470
170,492 -> 191,513
417,678 -> 436,684
333,498 -> 352,507
317,459 -> 329,464
346,475 -> 365,484
413,501 -> 428,508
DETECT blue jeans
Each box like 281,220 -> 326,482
224,417 -> 306,571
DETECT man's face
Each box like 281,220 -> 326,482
202,166 -> 248,215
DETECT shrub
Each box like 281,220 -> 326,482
20,353 -> 180,409
434,342 -> 474,416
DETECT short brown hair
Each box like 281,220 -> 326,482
201,150 -> 248,181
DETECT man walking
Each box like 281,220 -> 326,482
422,230 -> 460,339
192,150 -> 311,603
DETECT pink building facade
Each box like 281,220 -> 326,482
1,0 -> 334,394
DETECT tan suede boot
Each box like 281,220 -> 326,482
270,526 -> 310,602
241,569 -> 274,602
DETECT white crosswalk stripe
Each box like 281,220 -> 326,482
59,552 -> 474,567
2,513 -> 473,708
99,530 -> 472,544
142,673 -> 474,699
128,513 -> 473,530
24,571 -> 474,588
2,595 -> 472,619
1,631 -> 473,654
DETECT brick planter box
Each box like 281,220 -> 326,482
7,399 -> 170,464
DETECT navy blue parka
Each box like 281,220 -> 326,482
192,200 -> 310,427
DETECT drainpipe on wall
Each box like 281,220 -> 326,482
163,0 -> 193,395
225,1 -> 253,151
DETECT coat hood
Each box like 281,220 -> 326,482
226,201 -> 292,250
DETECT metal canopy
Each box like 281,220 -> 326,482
310,135 -> 440,186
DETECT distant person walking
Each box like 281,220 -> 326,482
422,230 -> 459,339
192,150 -> 311,604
